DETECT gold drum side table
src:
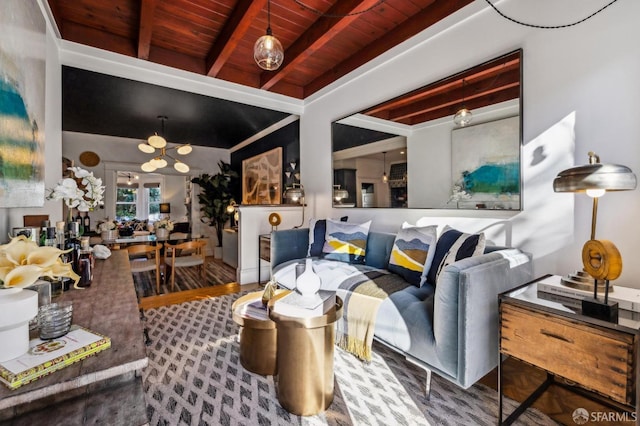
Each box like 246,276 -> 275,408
268,295 -> 343,416
231,292 -> 277,376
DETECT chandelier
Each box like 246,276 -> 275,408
138,116 -> 192,173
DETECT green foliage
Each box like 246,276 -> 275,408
191,161 -> 239,247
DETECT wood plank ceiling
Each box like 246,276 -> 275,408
47,0 -> 474,99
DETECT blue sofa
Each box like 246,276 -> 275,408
270,227 -> 533,391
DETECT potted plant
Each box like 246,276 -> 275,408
192,161 -> 239,255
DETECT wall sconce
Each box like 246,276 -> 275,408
283,183 -> 305,228
553,151 -> 637,320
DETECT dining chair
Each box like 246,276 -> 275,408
127,244 -> 162,294
164,240 -> 207,291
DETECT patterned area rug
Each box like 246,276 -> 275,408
141,293 -> 558,426
131,257 -> 237,299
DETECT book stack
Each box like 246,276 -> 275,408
537,275 -> 640,313
273,290 -> 336,318
0,325 -> 111,390
241,299 -> 268,320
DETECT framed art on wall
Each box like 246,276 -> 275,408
242,147 -> 282,205
451,116 -> 520,210
0,0 -> 46,207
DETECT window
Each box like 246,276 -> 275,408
115,176 -> 163,221
116,186 -> 137,221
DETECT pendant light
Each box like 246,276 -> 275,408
254,0 -> 284,71
453,79 -> 473,127
382,152 -> 388,183
139,116 -> 191,173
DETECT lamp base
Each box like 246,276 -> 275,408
561,270 -> 611,292
581,297 -> 618,322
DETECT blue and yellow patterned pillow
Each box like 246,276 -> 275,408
322,219 -> 371,263
388,225 -> 437,287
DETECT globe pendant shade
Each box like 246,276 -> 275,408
150,157 -> 167,168
174,161 -> 189,173
176,144 -> 192,155
454,108 -> 473,127
254,33 -> 284,71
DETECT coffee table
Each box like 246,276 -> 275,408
231,291 -> 277,376
268,294 -> 343,416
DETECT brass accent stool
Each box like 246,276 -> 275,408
268,296 -> 343,416
232,292 -> 277,376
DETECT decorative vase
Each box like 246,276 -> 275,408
156,228 -> 169,239
295,258 -> 321,297
0,287 -> 39,362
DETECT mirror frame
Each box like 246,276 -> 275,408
332,49 -> 523,210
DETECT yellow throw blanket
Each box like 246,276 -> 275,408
336,271 -> 409,361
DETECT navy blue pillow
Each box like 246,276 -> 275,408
426,226 -> 485,285
307,216 -> 348,257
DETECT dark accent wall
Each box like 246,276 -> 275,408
230,120 -> 300,203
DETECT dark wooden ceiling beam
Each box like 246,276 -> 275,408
138,0 -> 159,60
403,85 -> 520,125
259,0 -> 383,91
379,68 -> 521,121
303,0 -> 474,97
63,21 -> 137,57
206,0 -> 267,77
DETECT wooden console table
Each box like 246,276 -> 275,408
0,250 -> 148,425
498,276 -> 639,425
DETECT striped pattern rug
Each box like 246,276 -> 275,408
142,292 -> 558,426
131,257 -> 236,299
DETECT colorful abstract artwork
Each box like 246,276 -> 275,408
0,0 -> 46,207
451,116 -> 520,210
242,147 -> 282,205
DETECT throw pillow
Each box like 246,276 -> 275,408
322,219 -> 371,263
307,216 -> 348,257
388,225 -> 437,287
426,226 -> 486,285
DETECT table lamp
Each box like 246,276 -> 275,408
553,151 -> 636,320
283,183 -> 305,228
159,203 -> 171,218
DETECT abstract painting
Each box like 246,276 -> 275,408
242,147 -> 282,205
0,0 -> 46,207
451,116 -> 520,210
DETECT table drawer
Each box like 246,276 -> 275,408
501,303 -> 636,404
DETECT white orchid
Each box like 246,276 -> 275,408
155,219 -> 174,230
47,166 -> 105,211
0,236 -> 80,289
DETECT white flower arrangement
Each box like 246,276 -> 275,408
98,220 -> 118,232
47,166 -> 105,211
0,236 -> 79,289
155,219 -> 174,231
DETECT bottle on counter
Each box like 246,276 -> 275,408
65,222 -> 82,291
83,212 -> 91,233
77,237 -> 93,288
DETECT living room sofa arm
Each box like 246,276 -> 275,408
270,228 -> 310,271
434,249 -> 533,388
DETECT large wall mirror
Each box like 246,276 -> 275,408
332,49 -> 522,210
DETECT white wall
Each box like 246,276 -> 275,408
1,7 -> 62,239
302,0 -> 640,287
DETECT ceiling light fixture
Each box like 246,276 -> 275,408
139,116 -> 192,173
453,79 -> 473,127
382,152 -> 388,183
254,0 -> 284,71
